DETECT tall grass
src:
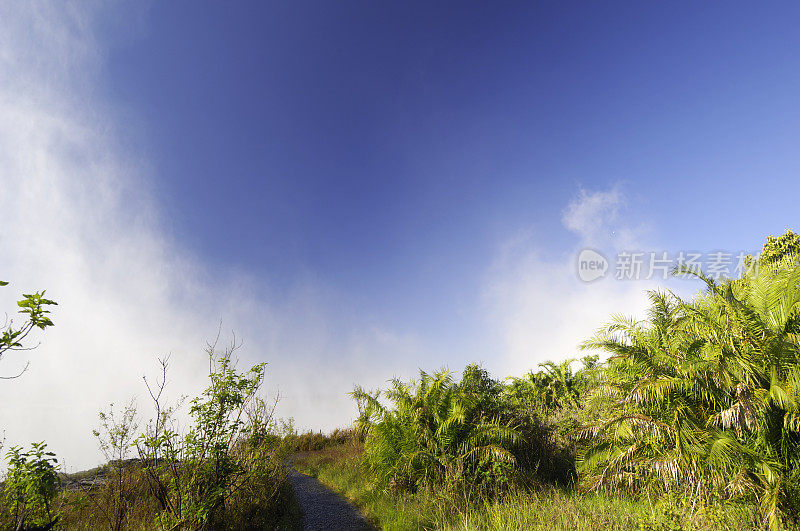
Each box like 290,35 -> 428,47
292,444 -> 763,530
45,458 -> 301,530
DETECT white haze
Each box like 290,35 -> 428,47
0,4 -> 678,472
0,3 -> 432,471
482,185 -> 673,376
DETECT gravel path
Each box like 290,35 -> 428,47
288,470 -> 373,530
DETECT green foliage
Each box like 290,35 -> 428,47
181,354 -> 266,523
54,455 -> 299,530
503,358 -> 604,485
352,366 -> 523,495
293,444 -> 760,530
279,427 -> 357,453
94,401 -> 139,466
134,336 -> 288,529
505,359 -> 582,412
3,441 -> 60,529
0,281 -> 56,378
760,229 -> 800,265
577,255 -> 800,528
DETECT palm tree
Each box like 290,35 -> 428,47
505,359 -> 582,413
351,368 -> 520,493
577,259 -> 800,528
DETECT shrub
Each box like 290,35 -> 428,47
91,401 -> 139,530
352,367 -> 522,495
134,335 -> 292,529
3,441 -> 60,529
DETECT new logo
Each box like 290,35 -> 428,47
577,249 -> 608,282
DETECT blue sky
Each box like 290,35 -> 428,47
103,1 -> 798,328
1,1 -> 799,468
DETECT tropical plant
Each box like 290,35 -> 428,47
760,229 -> 800,265
576,253 -> 800,528
352,366 -> 521,494
505,359 -> 588,413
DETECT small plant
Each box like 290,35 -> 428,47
92,400 -> 139,530
3,441 -> 60,530
243,394 -> 280,448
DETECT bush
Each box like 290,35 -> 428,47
90,400 -> 139,530
576,244 -> 800,527
133,336 -> 289,528
279,428 -> 357,454
2,441 -> 60,529
352,367 -> 524,496
34,332 -> 303,530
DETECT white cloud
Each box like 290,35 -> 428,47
483,186 -> 661,376
0,3 -> 426,471
562,186 -> 622,239
561,184 -> 646,251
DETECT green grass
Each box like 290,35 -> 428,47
292,444 -> 764,531
2,458 -> 303,530
292,443 -> 440,530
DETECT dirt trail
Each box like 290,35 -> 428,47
288,470 -> 373,530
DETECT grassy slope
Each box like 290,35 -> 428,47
292,444 -> 762,531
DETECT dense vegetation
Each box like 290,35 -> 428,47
299,230 -> 800,530
4,230 -> 800,529
350,363 -> 578,497
577,259 -> 800,527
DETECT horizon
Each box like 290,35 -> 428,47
1,1 -> 799,471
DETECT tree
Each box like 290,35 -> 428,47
760,229 -> 800,265
577,262 -> 800,528
0,281 -> 57,379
